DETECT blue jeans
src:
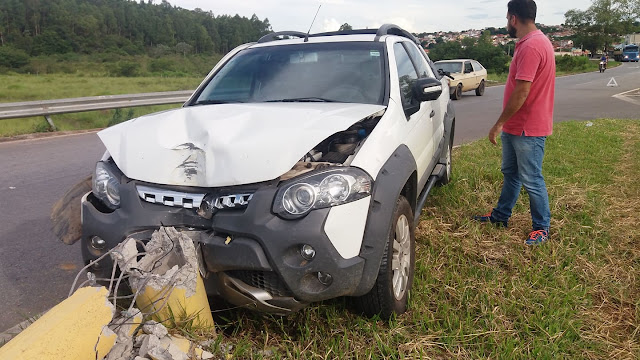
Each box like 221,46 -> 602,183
492,132 -> 551,231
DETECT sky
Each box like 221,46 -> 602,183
168,0 -> 593,34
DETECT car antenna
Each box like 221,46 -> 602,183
305,5 -> 322,42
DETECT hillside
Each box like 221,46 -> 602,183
0,0 -> 271,59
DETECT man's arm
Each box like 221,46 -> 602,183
489,79 -> 532,145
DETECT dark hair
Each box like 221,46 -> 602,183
508,0 -> 537,22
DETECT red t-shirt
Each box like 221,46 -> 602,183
503,30 -> 555,136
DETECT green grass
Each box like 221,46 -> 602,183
0,74 -> 202,137
194,119 -> 639,359
0,74 -> 202,102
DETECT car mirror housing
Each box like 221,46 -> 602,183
413,78 -> 443,102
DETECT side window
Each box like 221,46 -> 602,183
393,43 -> 419,108
472,61 -> 484,72
404,42 -> 432,78
464,61 -> 473,73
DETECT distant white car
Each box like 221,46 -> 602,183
434,59 -> 487,100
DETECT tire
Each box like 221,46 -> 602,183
450,83 -> 462,101
352,195 -> 415,319
437,122 -> 454,186
475,80 -> 485,96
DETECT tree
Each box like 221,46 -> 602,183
565,0 -> 640,54
429,36 -> 511,74
175,41 -> 192,56
339,23 -> 352,31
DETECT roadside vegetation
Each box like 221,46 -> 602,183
179,119 -> 636,359
487,57 -> 621,85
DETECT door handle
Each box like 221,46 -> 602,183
430,110 -> 435,118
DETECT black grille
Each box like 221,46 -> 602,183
227,270 -> 292,297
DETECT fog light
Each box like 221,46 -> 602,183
91,236 -> 106,250
301,244 -> 316,260
317,272 -> 333,286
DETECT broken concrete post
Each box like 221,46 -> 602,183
113,227 -> 214,329
0,286 -> 116,359
105,308 -> 144,360
138,334 -> 214,360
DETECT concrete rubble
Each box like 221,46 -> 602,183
0,227 -> 216,360
102,226 -> 215,360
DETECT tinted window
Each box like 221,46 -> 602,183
464,61 -> 473,73
194,42 -> 386,105
403,42 -> 432,78
393,43 -> 419,107
472,61 -> 484,72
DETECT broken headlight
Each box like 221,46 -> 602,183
273,167 -> 373,219
92,161 -> 121,210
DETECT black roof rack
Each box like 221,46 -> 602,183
257,31 -> 308,43
374,24 -> 419,44
256,24 -> 419,45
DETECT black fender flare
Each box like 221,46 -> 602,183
353,144 -> 417,296
440,101 -> 456,162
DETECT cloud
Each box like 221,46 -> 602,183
323,18 -> 341,32
467,13 -> 489,20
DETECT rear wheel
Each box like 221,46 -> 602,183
475,80 -> 485,96
352,196 -> 415,319
450,83 -> 462,100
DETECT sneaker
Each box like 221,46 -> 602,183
526,229 -> 548,245
473,212 -> 508,228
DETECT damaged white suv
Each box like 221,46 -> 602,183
80,25 -> 455,318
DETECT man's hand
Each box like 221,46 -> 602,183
489,123 -> 502,145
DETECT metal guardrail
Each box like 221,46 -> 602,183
0,90 -> 194,130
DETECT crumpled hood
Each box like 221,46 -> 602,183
98,103 -> 386,187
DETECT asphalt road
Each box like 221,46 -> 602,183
1,62 -> 639,332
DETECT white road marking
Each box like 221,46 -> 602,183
612,88 -> 640,106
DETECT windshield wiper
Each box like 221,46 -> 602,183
265,97 -> 338,103
192,99 -> 243,106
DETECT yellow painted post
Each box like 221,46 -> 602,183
0,287 -> 116,360
134,272 -> 214,328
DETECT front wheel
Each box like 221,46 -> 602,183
450,83 -> 462,101
352,196 -> 415,319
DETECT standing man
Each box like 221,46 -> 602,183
474,0 -> 555,245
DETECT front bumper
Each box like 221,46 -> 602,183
81,178 -> 367,313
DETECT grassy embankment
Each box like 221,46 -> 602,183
0,53 -> 218,137
0,75 -> 202,137
184,119 -> 637,359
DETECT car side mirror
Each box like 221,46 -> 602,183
437,69 -> 455,80
412,78 -> 443,102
